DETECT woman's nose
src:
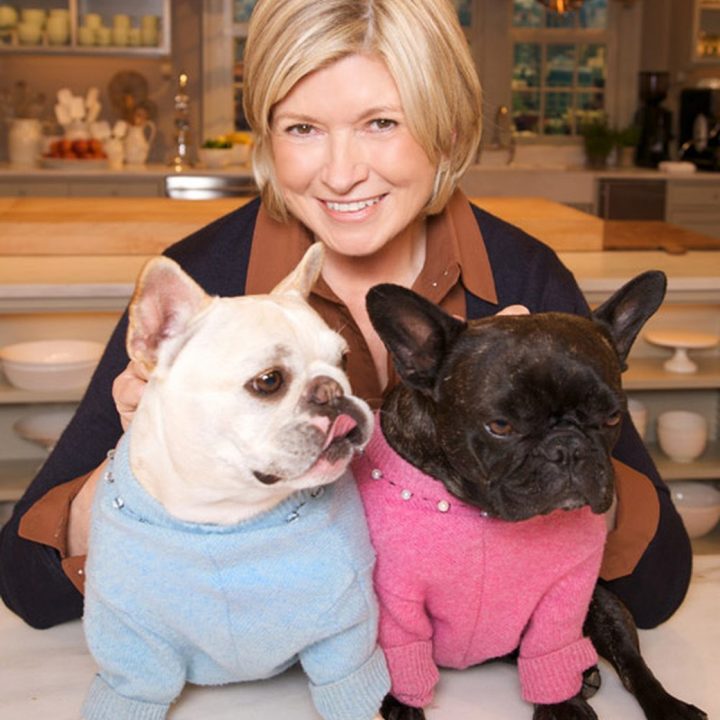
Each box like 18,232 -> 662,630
321,132 -> 369,193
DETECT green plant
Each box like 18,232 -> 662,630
614,123 -> 641,148
579,117 -> 615,168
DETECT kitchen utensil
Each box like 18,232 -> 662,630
124,120 -> 156,165
0,339 -> 104,392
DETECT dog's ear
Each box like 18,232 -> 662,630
127,256 -> 211,373
593,270 -> 667,369
271,243 -> 323,298
366,284 -> 466,395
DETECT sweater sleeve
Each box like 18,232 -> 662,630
517,548 -> 603,704
374,585 -> 440,708
299,571 -> 390,720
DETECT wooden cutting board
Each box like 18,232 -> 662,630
603,221 -> 720,255
0,196 -> 605,255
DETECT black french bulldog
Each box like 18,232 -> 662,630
363,271 -> 706,720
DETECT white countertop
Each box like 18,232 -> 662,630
1,554 -> 717,719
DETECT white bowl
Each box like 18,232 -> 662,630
0,339 -> 103,391
627,398 -> 647,439
197,147 -> 233,168
656,410 -> 708,463
671,482 -> 720,538
13,408 -> 76,450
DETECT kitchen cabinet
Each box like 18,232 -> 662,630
0,0 -> 171,56
666,179 -> 720,239
693,0 -> 720,63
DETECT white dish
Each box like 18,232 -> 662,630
13,408 -> 75,450
670,481 -> 720,538
644,330 -> 720,373
41,157 -> 109,170
0,339 -> 103,391
658,161 -> 696,174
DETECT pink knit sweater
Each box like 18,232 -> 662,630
354,419 -> 607,707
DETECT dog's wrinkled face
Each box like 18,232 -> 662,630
126,244 -> 373,524
367,272 -> 666,522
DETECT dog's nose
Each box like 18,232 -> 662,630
307,376 -> 344,406
544,435 -> 585,466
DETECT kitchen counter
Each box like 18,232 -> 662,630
0,197 -> 718,310
1,554 -> 717,719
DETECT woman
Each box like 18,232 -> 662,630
0,0 -> 690,634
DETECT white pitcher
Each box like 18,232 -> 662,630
8,118 -> 42,167
124,120 -> 156,165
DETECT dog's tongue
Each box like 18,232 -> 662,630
322,414 -> 357,450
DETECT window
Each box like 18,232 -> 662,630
511,0 -> 609,137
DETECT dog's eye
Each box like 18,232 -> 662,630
605,411 -> 622,427
250,369 -> 284,395
486,419 -> 514,437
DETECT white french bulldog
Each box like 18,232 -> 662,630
82,244 -> 389,720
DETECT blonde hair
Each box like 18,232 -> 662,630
243,0 -> 483,221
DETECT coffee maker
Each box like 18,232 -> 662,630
634,72 -> 672,168
678,87 -> 720,172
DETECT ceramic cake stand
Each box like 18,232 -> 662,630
644,329 -> 720,374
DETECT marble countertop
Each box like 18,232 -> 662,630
1,554 -> 718,720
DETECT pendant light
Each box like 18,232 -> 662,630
535,0 -> 584,13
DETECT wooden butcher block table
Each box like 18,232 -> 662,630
0,196 -> 607,256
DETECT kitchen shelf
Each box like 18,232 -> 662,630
0,458 -> 40,502
693,0 -> 720,63
624,357 -> 720,391
0,0 -> 171,56
649,441 -> 720,481
0,378 -> 84,405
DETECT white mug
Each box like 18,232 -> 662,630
46,15 -> 69,45
17,20 -> 42,45
83,13 -> 102,29
78,25 -> 96,45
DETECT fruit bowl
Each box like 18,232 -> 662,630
0,339 -> 104,392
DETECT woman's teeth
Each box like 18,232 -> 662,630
326,197 -> 381,213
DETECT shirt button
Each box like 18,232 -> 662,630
437,499 -> 451,513
371,468 -> 383,480
401,489 -> 413,501
112,497 -> 124,510
77,568 -> 84,576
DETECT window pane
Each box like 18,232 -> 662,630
234,0 -> 256,23
578,44 -> 606,89
546,44 -> 576,87
575,92 -> 605,132
544,92 -> 572,135
545,9 -> 575,30
578,0 -> 608,29
512,92 -> 541,134
454,0 -> 472,27
513,43 -> 541,89
513,0 -> 542,28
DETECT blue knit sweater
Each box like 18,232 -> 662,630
82,431 -> 389,720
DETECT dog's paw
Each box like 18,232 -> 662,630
640,692 -> 708,720
580,665 -> 601,699
380,694 -> 426,720
533,696 -> 598,720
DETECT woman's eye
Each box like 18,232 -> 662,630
486,419 -> 514,437
369,118 -> 397,131
249,369 -> 284,395
605,411 -> 622,427
287,123 -> 316,136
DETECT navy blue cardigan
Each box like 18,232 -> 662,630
0,198 -> 691,630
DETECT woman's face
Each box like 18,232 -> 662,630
270,54 -> 437,258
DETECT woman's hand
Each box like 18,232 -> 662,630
112,360 -> 150,430
497,304 -> 529,316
